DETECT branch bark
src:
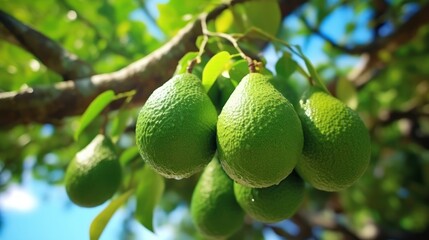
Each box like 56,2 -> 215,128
0,19 -> 201,127
0,9 -> 94,80
0,0 -> 307,128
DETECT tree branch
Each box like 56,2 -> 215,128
374,105 -> 429,149
349,2 -> 429,88
301,2 -> 429,58
268,225 -> 300,240
0,19 -> 201,127
370,0 -> 389,39
0,23 -> 21,46
310,2 -> 429,91
291,214 -> 313,239
0,0 -> 307,127
0,9 -> 94,80
300,16 -> 366,55
293,212 -> 361,240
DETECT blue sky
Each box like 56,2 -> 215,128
0,1 -> 374,240
0,175 -> 162,240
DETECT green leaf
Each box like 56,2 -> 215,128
119,146 -> 140,166
217,75 -> 236,107
74,90 -> 116,141
195,35 -> 205,49
345,22 -> 356,35
229,59 -> 248,86
314,0 -> 329,25
206,38 -> 238,56
175,52 -> 199,74
215,8 -> 234,32
222,0 -> 280,35
275,53 -> 298,80
109,110 -> 132,140
202,51 -> 231,92
89,190 -> 134,240
336,78 -> 358,110
295,46 -> 329,93
135,165 -> 165,232
240,0 -> 281,35
157,0 -> 216,36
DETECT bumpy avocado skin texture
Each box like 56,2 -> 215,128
65,134 -> 122,207
135,73 -> 218,179
217,73 -> 303,188
191,159 -> 244,238
296,87 -> 371,192
234,172 -> 305,223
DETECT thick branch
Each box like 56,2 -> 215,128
0,0 -> 306,127
0,9 -> 94,80
0,24 -> 21,46
0,19 -> 201,127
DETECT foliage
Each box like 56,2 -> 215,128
1,0 -> 429,239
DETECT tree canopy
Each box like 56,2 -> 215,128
1,0 -> 429,239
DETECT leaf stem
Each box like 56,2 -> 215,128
187,16 -> 210,73
190,13 -> 259,73
100,109 -> 109,136
114,90 -> 137,104
237,27 -> 330,93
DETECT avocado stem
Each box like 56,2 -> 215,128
248,58 -> 256,73
100,109 -> 109,135
187,59 -> 197,73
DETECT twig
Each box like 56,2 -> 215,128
299,2 -> 429,59
202,12 -> 257,72
236,27 -> 327,90
268,225 -> 300,240
186,15 -> 209,73
293,212 -> 361,240
372,104 -> 429,149
299,16 -> 364,55
1,0 -> 306,127
347,2 -> 429,88
187,10 -> 258,73
100,109 -> 109,135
